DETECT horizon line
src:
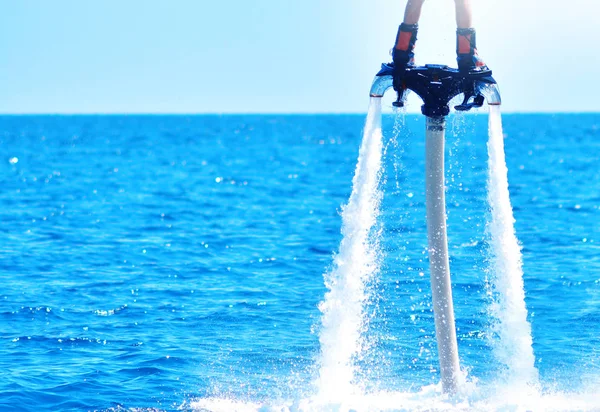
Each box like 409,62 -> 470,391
1,111 -> 599,116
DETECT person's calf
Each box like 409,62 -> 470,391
404,0 -> 426,25
454,0 -> 473,29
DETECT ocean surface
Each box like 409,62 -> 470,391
1,112 -> 599,411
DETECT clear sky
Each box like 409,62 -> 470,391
1,0 -> 598,113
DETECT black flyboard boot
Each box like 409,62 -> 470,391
392,23 -> 418,105
454,28 -> 492,111
456,28 -> 489,73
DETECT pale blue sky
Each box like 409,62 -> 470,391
1,0 -> 598,113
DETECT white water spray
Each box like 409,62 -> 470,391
486,105 -> 539,386
316,97 -> 384,401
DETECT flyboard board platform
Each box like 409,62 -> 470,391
368,62 -> 501,394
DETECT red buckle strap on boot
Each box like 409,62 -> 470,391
457,32 -> 473,55
396,30 -> 414,52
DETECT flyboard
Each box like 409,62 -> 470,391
369,63 -> 501,394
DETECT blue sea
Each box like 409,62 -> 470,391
1,113 -> 599,411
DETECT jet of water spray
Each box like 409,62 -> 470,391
316,97 -> 385,401
486,105 -> 539,387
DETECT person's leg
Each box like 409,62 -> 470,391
403,0 -> 426,25
454,0 -> 473,29
454,0 -> 488,71
392,0 -> 425,91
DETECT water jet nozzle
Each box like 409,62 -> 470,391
369,63 -> 500,117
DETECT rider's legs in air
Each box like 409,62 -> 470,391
392,0 -> 488,89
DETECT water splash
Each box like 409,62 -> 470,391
191,386 -> 600,411
315,97 -> 384,401
485,105 -> 539,386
